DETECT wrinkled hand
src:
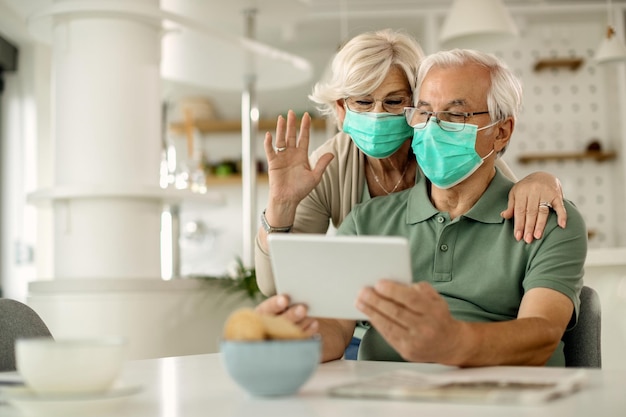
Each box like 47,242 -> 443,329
264,110 -> 334,206
356,280 -> 464,364
501,171 -> 567,243
255,294 -> 319,337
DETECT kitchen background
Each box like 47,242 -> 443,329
165,2 -> 626,277
1,0 -> 626,367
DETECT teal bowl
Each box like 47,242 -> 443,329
220,337 -> 321,397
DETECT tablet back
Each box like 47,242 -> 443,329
267,234 -> 412,320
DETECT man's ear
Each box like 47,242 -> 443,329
494,117 -> 514,152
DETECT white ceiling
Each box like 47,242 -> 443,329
0,0 -> 623,118
162,0 -> 624,118
1,0 -> 619,56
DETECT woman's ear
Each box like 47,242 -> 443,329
336,99 -> 347,126
336,99 -> 346,116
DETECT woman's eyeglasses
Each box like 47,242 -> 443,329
345,94 -> 412,114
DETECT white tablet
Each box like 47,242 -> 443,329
267,234 -> 412,320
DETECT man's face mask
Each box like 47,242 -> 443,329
411,118 -> 498,189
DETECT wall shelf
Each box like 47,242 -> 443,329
533,57 -> 584,72
517,150 -> 617,164
26,185 -> 226,206
169,117 -> 326,135
206,173 -> 268,186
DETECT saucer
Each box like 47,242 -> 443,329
1,384 -> 142,401
0,384 -> 142,416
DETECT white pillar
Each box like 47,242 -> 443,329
24,0 -> 220,360
241,9 -> 258,268
50,0 -> 162,279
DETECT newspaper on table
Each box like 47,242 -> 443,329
328,366 -> 589,405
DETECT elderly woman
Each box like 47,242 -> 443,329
255,29 -> 566,296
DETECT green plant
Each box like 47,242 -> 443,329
219,257 -> 265,303
189,255 -> 267,306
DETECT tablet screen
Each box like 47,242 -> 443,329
268,234 -> 412,320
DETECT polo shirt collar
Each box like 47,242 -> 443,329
406,176 -> 437,224
407,168 -> 513,225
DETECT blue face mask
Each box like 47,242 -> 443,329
342,109 -> 413,159
411,119 -> 498,189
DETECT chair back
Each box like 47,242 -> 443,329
562,286 -> 602,368
0,298 -> 53,371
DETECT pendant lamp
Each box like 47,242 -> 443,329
594,0 -> 626,64
439,0 -> 518,49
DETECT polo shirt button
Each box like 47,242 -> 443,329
437,216 -> 445,223
440,244 -> 448,251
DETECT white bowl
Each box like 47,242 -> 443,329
15,337 -> 128,395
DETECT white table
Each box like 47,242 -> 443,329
2,354 -> 626,416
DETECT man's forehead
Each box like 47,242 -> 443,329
416,97 -> 468,107
419,65 -> 489,104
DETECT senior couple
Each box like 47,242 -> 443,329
254,29 -> 587,367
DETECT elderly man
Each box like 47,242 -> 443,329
258,49 -> 587,367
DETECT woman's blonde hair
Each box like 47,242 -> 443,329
309,29 -> 424,121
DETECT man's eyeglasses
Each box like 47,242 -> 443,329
345,94 -> 412,114
404,107 -> 490,132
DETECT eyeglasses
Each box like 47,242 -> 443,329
404,107 -> 490,132
345,94 -> 412,114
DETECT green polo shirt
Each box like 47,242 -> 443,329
337,169 -> 587,366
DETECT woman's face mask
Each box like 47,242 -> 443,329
411,119 -> 499,189
342,108 -> 413,159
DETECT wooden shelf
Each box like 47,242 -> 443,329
170,117 -> 326,135
26,185 -> 226,206
206,173 -> 268,186
533,57 -> 584,72
517,150 -> 617,164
